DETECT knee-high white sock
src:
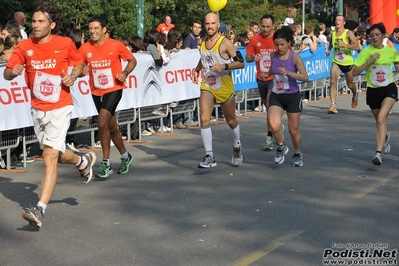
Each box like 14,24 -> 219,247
231,124 -> 241,148
201,126 -> 213,157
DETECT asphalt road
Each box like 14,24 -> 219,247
0,92 -> 398,266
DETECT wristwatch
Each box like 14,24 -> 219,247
224,64 -> 229,70
123,70 -> 129,76
71,74 -> 78,81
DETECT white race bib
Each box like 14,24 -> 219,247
272,75 -> 289,94
205,71 -> 221,90
260,54 -> 271,73
334,50 -> 347,62
370,65 -> 390,87
92,68 -> 115,89
33,71 -> 62,103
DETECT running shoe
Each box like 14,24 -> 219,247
22,206 -> 44,228
351,95 -> 358,108
96,161 -> 113,178
118,153 -> 134,174
93,141 -> 102,149
264,136 -> 274,151
372,153 -> 382,165
78,151 -> 97,184
198,155 -> 217,168
275,143 -> 289,164
66,142 -> 80,153
382,132 -> 391,154
232,146 -> 243,166
292,152 -> 304,167
327,104 -> 338,114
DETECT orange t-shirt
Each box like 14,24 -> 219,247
6,36 -> 83,111
156,23 -> 175,35
246,32 -> 276,81
79,38 -> 134,96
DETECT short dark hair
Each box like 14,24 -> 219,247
88,16 -> 108,29
260,14 -> 274,25
370,22 -> 386,35
393,27 -> 399,34
192,20 -> 201,26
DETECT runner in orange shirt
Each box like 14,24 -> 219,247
3,1 -> 96,228
80,16 -> 137,179
156,15 -> 175,36
246,14 -> 277,150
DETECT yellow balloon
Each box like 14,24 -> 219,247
397,9 -> 399,17
207,0 -> 227,12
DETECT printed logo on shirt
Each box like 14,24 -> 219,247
31,59 -> 57,70
55,50 -> 61,53
87,52 -> 93,58
26,49 -> 34,57
91,59 -> 111,68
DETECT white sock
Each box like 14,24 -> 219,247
230,124 -> 241,147
201,127 -> 213,157
37,201 -> 47,214
121,152 -> 129,160
76,155 -> 88,169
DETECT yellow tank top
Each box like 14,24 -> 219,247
199,36 -> 234,93
332,29 -> 353,66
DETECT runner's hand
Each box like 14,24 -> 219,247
116,72 -> 127,82
61,69 -> 76,87
12,64 -> 25,77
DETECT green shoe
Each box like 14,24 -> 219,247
118,153 -> 134,174
96,161 -> 113,178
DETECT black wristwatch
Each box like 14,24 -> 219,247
224,64 -> 228,70
123,70 -> 129,76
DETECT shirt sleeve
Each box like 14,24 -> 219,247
146,44 -> 161,60
353,48 -> 370,66
246,38 -> 255,56
118,41 -> 134,61
6,45 -> 25,69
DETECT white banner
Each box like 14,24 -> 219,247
0,49 -> 201,130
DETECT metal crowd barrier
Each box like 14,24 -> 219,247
0,75 -> 369,170
169,99 -> 198,132
0,129 -> 21,170
137,104 -> 170,139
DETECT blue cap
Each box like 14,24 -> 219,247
218,22 -> 229,34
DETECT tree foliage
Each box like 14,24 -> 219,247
0,0 -> 370,39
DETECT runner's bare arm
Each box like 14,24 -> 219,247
3,65 -> 24,80
353,53 -> 379,76
345,31 -> 360,51
220,38 -> 244,71
191,60 -> 203,84
117,56 -> 137,82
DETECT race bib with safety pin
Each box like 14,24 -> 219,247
92,68 -> 115,89
33,71 -> 62,103
272,74 -> 289,94
205,71 -> 221,90
370,65 -> 390,87
260,54 -> 271,72
335,50 -> 347,62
